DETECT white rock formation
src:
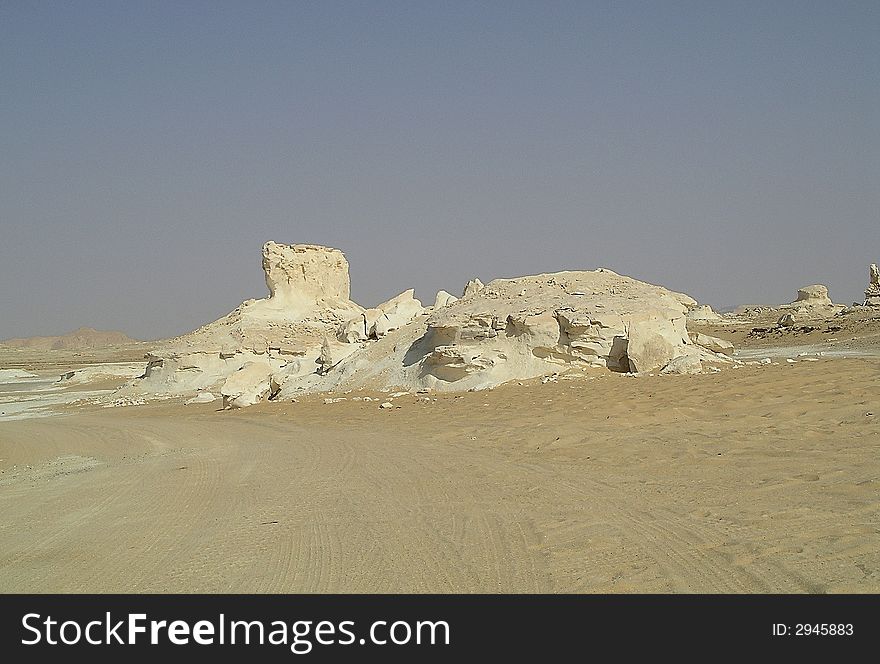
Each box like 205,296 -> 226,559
688,332 -> 734,355
121,242 -> 363,403
221,361 -> 275,409
338,290 -> 424,341
273,268 -> 728,398
186,392 -> 216,405
433,290 -> 458,309
373,290 -> 424,338
686,304 -> 723,322
865,264 -> 880,306
123,244 -> 734,406
625,311 -> 690,373
792,284 -> 833,307
462,278 -> 485,297
261,241 -> 353,312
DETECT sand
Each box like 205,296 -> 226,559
1,356 -> 878,593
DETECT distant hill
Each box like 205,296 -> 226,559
1,327 -> 138,351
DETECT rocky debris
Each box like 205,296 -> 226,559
338,290 -> 424,342
792,284 -> 833,307
462,278 -> 485,297
373,290 -> 424,337
220,361 -> 277,409
688,332 -> 734,355
102,397 -> 146,408
686,304 -> 723,322
0,369 -> 39,382
433,290 -> 459,309
318,336 -> 360,374
379,401 -> 394,409
660,354 -> 703,375
865,264 -> 880,306
186,392 -> 216,405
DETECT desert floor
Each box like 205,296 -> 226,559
1,339 -> 878,592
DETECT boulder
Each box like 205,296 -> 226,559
777,313 -> 796,327
186,392 -> 217,405
661,354 -> 703,375
688,332 -> 734,355
626,311 -> 689,373
433,290 -> 459,309
220,361 -> 274,409
373,290 -> 424,338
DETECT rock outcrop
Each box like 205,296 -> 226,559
792,284 -> 833,307
338,290 -> 424,342
865,264 -> 880,306
278,268 -> 730,395
123,243 -> 735,406
433,290 -> 458,309
221,360 -> 276,409
122,242 -> 363,400
462,278 -> 485,297
686,304 -> 723,322
261,242 -> 352,312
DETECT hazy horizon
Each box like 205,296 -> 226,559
2,1 -> 877,341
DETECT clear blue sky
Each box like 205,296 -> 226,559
1,1 -> 877,340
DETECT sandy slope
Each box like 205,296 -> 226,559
1,359 -> 878,593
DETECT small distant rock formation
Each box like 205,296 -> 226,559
865,264 -> 880,306
1,327 -> 137,351
686,304 -> 723,322
433,290 -> 458,309
792,284 -> 833,307
462,278 -> 485,297
121,242 -> 736,408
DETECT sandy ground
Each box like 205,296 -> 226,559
1,353 -> 878,592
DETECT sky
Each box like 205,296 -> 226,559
1,1 -> 877,340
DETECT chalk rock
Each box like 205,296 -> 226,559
777,313 -> 796,327
792,284 -> 832,307
688,332 -> 734,355
661,354 -> 703,375
186,392 -> 217,405
261,241 -> 352,311
433,290 -> 459,309
626,311 -> 689,373
686,304 -> 722,322
338,315 -> 369,343
462,278 -> 485,297
318,336 -> 360,374
865,264 -> 880,306
373,290 -> 424,338
339,290 -> 424,341
221,361 -> 274,409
